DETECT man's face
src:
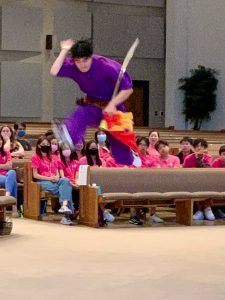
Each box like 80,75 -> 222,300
181,141 -> 192,152
220,152 -> 225,163
74,57 -> 92,73
157,144 -> 169,156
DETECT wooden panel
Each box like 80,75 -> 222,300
79,186 -> 99,227
125,86 -> 144,126
175,199 -> 193,226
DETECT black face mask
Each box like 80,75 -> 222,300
40,145 -> 51,153
89,148 -> 98,156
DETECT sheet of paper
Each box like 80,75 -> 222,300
78,165 -> 88,185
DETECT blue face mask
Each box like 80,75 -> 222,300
97,134 -> 107,143
17,130 -> 26,137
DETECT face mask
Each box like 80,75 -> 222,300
89,148 -> 98,156
97,134 -> 107,143
74,144 -> 83,151
17,130 -> 26,137
62,149 -> 71,157
40,145 -> 51,153
51,144 -> 58,152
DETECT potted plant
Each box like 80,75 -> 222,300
179,65 -> 218,130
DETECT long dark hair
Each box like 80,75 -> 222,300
59,143 -> 78,167
94,130 -> 110,149
74,139 -> 86,159
85,140 -> 102,167
0,135 -> 6,157
36,135 -> 52,161
0,125 -> 18,152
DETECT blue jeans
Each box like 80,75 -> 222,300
0,170 -> 17,198
38,178 -> 74,212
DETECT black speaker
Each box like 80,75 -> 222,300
46,35 -> 52,50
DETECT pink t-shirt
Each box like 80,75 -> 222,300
0,151 -> 11,176
105,156 -> 127,168
31,153 -> 59,177
139,154 -> 158,168
154,155 -> 181,168
79,156 -> 106,167
183,153 -> 212,168
58,159 -> 80,184
98,145 -> 111,160
147,146 -> 160,157
211,158 -> 225,168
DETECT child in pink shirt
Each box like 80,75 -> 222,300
211,145 -> 225,168
31,136 -> 73,225
74,139 -> 86,160
176,136 -> 194,165
183,138 -> 212,168
154,140 -> 180,168
59,143 -> 80,216
136,136 -> 164,223
183,138 -> 214,221
95,130 -> 111,160
137,136 -> 158,168
0,135 -> 18,216
79,140 -> 106,167
147,131 -> 160,158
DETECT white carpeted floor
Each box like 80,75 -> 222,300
1,218 -> 225,300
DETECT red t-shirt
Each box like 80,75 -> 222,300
211,158 -> 225,168
183,153 -> 212,168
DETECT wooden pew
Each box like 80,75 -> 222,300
79,167 -> 225,228
23,162 -> 58,220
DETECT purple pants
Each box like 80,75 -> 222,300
64,104 -> 134,165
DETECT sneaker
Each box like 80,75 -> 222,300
193,210 -> 204,221
12,211 -> 20,218
150,214 -> 164,223
103,210 -> 115,223
204,207 -> 215,221
129,216 -> 143,225
60,215 -> 73,225
214,209 -> 225,219
58,205 -> 72,214
52,121 -> 74,150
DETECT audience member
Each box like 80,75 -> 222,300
79,140 -> 106,167
0,125 -> 24,158
148,131 -> 160,157
183,138 -> 214,221
31,136 -> 74,225
211,145 -> 225,168
155,140 -> 180,168
176,136 -> 193,165
183,138 -> 212,168
0,135 -> 18,217
14,122 -> 32,151
95,129 -> 110,160
136,136 -> 164,223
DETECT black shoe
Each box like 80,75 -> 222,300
129,216 -> 143,225
214,209 -> 225,219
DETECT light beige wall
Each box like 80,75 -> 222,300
166,0 -> 225,130
0,0 -> 165,127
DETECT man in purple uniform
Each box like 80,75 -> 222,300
50,38 -> 134,165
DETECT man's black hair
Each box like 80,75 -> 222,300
192,138 -> 208,148
71,39 -> 93,58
